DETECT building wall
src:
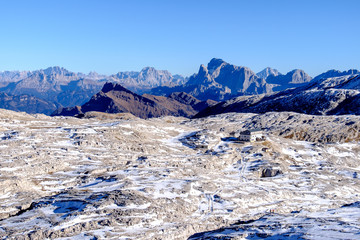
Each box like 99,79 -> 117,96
239,131 -> 264,142
239,134 -> 250,141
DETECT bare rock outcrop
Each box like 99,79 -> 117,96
1,96 -> 360,240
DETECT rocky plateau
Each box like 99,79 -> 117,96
0,109 -> 359,239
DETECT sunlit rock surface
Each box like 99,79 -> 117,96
0,109 -> 359,239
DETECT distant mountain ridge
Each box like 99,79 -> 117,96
0,66 -> 187,114
151,58 -> 313,101
52,83 -> 215,119
152,58 -> 268,101
1,59 -> 359,116
194,73 -> 360,118
0,92 -> 56,115
108,67 -> 186,94
312,69 -> 360,82
256,67 -> 281,79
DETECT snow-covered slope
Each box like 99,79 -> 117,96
195,74 -> 360,118
0,110 -> 359,239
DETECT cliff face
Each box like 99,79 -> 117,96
152,58 -> 268,101
151,58 -> 314,101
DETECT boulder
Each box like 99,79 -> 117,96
260,167 -> 282,178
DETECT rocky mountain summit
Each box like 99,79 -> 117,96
0,109 -> 359,239
1,60 -> 359,117
312,69 -> 360,82
0,70 -> 33,87
195,73 -> 360,118
265,69 -> 312,91
52,83 -> 213,118
0,66 -> 186,114
151,58 -> 313,101
256,67 -> 281,80
108,67 -> 186,93
152,58 -> 268,101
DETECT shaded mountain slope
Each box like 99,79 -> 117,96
168,92 -> 217,111
265,69 -> 312,91
52,83 -> 210,119
0,92 -> 56,115
195,74 -> 360,118
312,69 -> 360,82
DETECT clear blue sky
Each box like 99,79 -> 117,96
0,0 -> 359,77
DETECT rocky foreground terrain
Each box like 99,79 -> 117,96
0,109 -> 360,239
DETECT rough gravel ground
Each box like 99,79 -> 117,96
0,109 -> 359,239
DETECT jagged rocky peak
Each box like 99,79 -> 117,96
42,66 -> 74,76
86,71 -> 106,79
313,69 -> 360,82
187,64 -> 212,85
346,69 -> 360,75
286,69 -> 312,84
140,66 -> 159,73
139,66 -> 173,78
207,58 -> 227,72
138,67 -> 172,82
266,68 -> 312,86
198,64 -> 208,74
109,67 -> 185,91
100,82 -> 130,93
257,67 -> 281,79
0,70 -> 31,82
170,58 -> 267,100
139,67 -> 157,77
